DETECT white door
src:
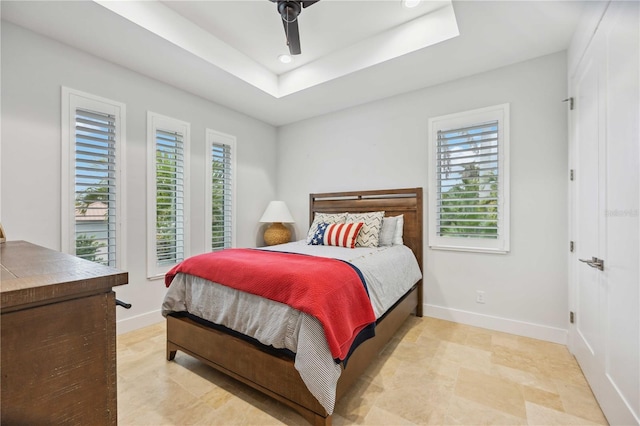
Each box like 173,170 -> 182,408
569,2 -> 640,425
572,28 -> 603,392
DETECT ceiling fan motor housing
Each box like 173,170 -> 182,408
270,0 -> 319,55
278,1 -> 301,22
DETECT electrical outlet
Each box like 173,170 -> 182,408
476,291 -> 485,304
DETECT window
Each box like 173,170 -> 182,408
206,129 -> 236,252
61,88 -> 126,267
428,104 -> 510,253
147,112 -> 190,278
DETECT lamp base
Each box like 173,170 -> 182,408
263,222 -> 291,246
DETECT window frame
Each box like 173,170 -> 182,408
428,103 -> 510,253
146,111 -> 191,279
61,87 -> 127,268
205,128 -> 237,252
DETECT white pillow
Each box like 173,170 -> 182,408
379,216 -> 398,247
393,215 -> 404,245
306,212 -> 347,244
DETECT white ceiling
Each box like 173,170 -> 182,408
1,0 -> 585,126
96,0 -> 460,97
162,0 -> 454,75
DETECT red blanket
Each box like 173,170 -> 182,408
165,248 -> 376,361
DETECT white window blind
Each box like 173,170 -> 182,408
206,129 -> 236,252
155,129 -> 185,266
74,108 -> 118,266
146,112 -> 190,278
62,88 -> 126,268
428,104 -> 509,253
210,142 -> 232,251
436,121 -> 499,239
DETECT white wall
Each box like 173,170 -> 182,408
1,21 -> 571,342
0,22 -> 278,333
277,52 -> 569,343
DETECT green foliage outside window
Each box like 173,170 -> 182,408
211,154 -> 229,251
439,163 -> 498,238
156,150 -> 182,264
75,233 -> 106,263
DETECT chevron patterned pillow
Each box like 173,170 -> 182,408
306,212 -> 347,244
346,211 -> 385,247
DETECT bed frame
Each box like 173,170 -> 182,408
166,188 -> 423,426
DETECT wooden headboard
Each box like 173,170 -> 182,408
309,188 -> 423,275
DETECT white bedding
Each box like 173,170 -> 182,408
162,241 -> 422,414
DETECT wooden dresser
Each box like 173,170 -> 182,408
1,240 -> 128,425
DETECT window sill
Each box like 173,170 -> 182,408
428,244 -> 509,254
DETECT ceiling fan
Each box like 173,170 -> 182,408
270,0 -> 320,55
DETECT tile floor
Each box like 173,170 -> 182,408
117,316 -> 608,425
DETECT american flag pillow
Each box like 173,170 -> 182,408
310,222 -> 364,248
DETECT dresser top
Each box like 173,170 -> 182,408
1,241 -> 128,311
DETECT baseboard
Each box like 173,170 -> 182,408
116,309 -> 164,335
424,304 -> 568,345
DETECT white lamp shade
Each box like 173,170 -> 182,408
259,201 -> 295,223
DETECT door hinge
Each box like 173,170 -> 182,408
570,169 -> 575,181
570,241 -> 574,252
563,97 -> 574,110
570,311 -> 575,324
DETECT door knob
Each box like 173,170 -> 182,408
579,256 -> 605,271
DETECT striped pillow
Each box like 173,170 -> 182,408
310,222 -> 364,248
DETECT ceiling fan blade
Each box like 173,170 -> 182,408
301,0 -> 319,8
282,18 -> 301,55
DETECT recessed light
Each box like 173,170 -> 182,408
278,54 -> 292,64
403,0 -> 420,8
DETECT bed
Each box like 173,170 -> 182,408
163,187 -> 424,426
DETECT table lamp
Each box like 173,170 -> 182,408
259,201 -> 295,246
